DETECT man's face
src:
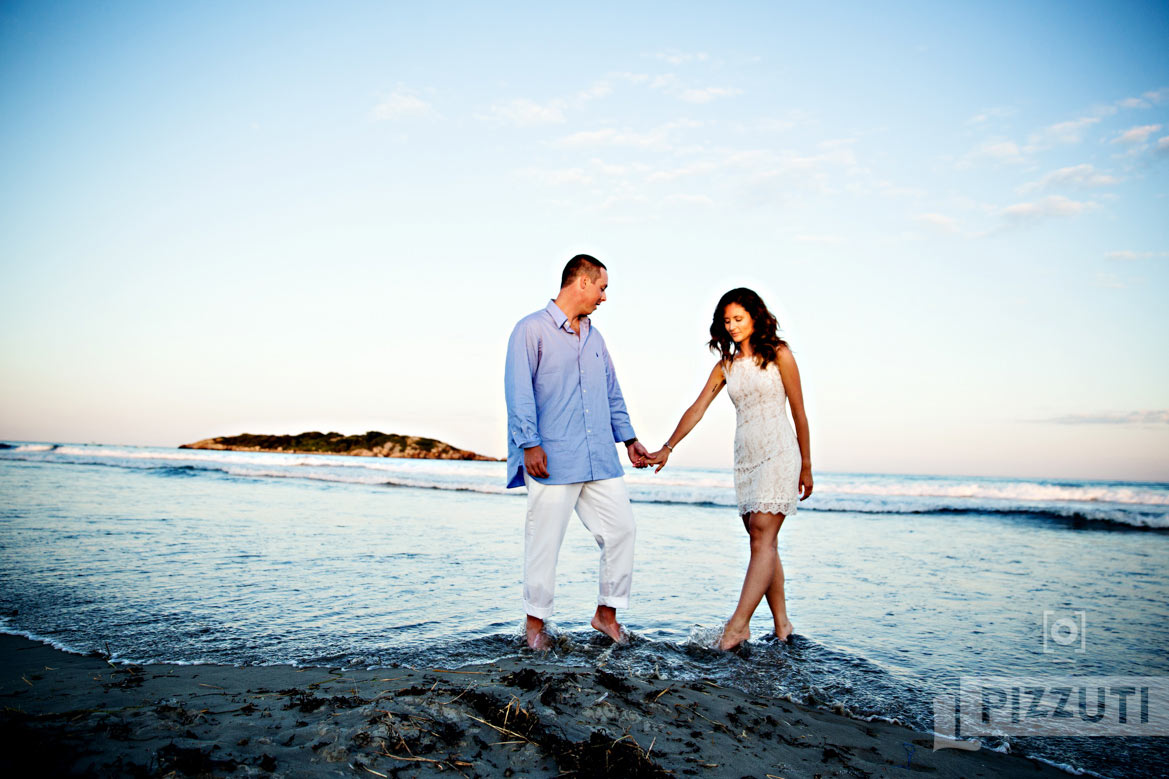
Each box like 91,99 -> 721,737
583,268 -> 608,313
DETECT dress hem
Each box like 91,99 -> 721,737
737,501 -> 798,517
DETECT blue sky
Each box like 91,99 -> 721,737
1,1 -> 1167,479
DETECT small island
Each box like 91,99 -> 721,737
180,431 -> 500,461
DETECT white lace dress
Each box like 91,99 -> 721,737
722,357 -> 801,517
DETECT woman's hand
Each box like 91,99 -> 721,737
799,463 -> 813,500
645,448 -> 671,473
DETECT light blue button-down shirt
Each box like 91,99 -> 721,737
504,300 -> 637,489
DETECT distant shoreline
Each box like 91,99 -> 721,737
179,431 -> 500,461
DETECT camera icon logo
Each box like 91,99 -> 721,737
1043,610 -> 1086,654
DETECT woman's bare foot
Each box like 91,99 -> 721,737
774,619 -> 794,643
718,621 -> 750,651
526,616 -> 552,651
590,606 -> 627,644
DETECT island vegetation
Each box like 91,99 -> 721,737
180,431 -> 499,461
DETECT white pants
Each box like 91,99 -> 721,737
523,472 -> 636,620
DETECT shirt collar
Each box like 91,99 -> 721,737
545,299 -> 585,333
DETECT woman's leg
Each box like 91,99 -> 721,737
737,513 -> 791,639
720,511 -> 784,650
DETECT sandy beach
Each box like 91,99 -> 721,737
0,634 -> 1074,778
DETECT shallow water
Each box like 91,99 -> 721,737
1,444 -> 1167,777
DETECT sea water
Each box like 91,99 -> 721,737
1,442 -> 1167,777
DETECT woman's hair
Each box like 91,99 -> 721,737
708,287 -> 788,368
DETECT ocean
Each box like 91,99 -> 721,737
1,442 -> 1166,777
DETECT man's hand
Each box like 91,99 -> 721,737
626,440 -> 650,469
524,445 -> 549,478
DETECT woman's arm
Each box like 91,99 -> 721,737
777,345 -> 813,499
647,361 -> 726,473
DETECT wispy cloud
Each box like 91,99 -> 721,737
794,234 -> 846,244
1028,115 -> 1100,146
1112,124 -> 1163,145
1144,86 -> 1169,104
663,193 -> 715,207
1019,163 -> 1120,193
613,70 -> 741,105
372,89 -> 435,120
481,81 -> 611,127
554,127 -> 670,149
960,138 -> 1027,167
1040,410 -> 1169,425
999,195 -> 1097,227
484,98 -> 566,126
967,106 -> 1016,124
648,50 -> 710,66
518,166 -> 592,186
678,86 -> 743,104
914,213 -> 962,234
1105,250 -> 1169,260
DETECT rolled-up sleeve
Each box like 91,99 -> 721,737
602,345 -> 636,444
505,322 -> 542,450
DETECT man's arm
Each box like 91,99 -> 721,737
601,342 -> 648,467
504,321 -> 549,478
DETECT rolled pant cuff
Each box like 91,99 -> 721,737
524,602 -> 554,620
597,597 -> 629,610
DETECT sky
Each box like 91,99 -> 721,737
1,1 -> 1167,481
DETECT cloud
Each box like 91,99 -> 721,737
645,161 -> 718,182
479,80 -> 611,127
961,139 -> 1027,167
663,193 -> 714,207
1040,410 -> 1169,425
1030,115 -> 1101,146
999,195 -> 1096,227
794,234 -> 845,244
1112,124 -> 1162,145
914,213 -> 961,234
372,89 -> 435,120
554,127 -> 670,149
519,167 -> 592,186
1156,136 -> 1169,155
1104,250 -> 1169,260
1095,272 -> 1125,289
1116,96 -> 1148,109
967,106 -> 1016,124
678,86 -> 743,104
1144,86 -> 1169,104
484,98 -> 566,126
1019,164 -> 1120,193
649,51 -> 710,65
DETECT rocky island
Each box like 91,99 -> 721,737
180,431 -> 499,461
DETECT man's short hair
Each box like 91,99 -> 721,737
561,254 -> 607,288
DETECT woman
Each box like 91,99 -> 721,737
646,288 -> 812,651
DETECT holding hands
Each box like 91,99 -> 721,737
626,440 -> 651,469
644,444 -> 672,473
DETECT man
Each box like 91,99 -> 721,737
504,255 -> 650,651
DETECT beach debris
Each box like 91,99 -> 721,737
155,742 -> 239,775
595,669 -> 635,695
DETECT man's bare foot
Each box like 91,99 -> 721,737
718,621 -> 750,651
774,619 -> 794,643
526,616 -> 552,651
590,606 -> 627,644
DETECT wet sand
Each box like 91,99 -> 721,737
0,634 -> 1070,777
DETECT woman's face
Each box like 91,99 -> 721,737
723,303 -> 754,344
